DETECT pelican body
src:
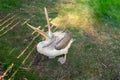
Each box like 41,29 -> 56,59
37,31 -> 74,64
27,8 -> 74,64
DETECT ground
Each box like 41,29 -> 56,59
0,0 -> 120,80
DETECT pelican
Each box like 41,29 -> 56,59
26,8 -> 74,64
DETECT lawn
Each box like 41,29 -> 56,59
0,0 -> 120,80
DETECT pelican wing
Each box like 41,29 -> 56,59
55,31 -> 71,50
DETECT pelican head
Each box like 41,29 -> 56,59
26,7 -> 53,41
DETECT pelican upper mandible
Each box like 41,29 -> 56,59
26,7 -> 74,64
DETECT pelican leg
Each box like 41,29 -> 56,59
58,54 -> 66,64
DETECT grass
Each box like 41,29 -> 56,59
89,0 -> 120,27
0,0 -> 120,80
0,0 -> 22,13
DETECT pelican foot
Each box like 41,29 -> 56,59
58,54 -> 66,64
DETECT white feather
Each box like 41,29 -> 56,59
37,31 -> 74,64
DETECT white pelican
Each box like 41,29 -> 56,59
26,8 -> 74,64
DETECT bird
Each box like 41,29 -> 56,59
26,7 -> 74,64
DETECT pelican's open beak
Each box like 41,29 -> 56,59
44,7 -> 51,33
27,23 -> 49,40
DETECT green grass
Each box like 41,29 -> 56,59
89,0 -> 120,27
0,0 -> 22,13
0,0 -> 120,80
